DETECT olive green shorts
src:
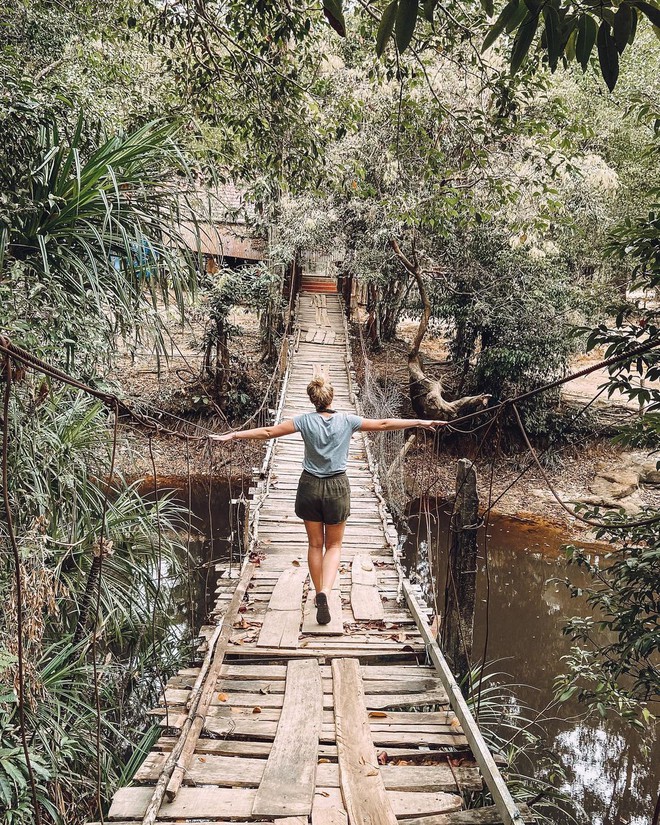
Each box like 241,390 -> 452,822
295,470 -> 351,524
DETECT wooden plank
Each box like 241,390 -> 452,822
351,554 -> 384,620
312,804 -> 347,825
351,554 -> 378,586
255,609 -> 302,649
402,806 -> 538,824
224,647 -> 422,662
100,815 -> 534,825
256,566 -> 307,648
159,688 -> 451,712
156,705 -> 462,735
218,664 -> 438,681
331,657 -> 397,825
252,660 -> 322,817
210,676 -> 444,696
199,716 -> 466,747
194,706 -> 459,730
313,788 -> 463,819
302,586 -> 343,635
109,787 -> 257,819
136,753 -> 482,792
350,585 -> 385,620
155,736 -> 467,762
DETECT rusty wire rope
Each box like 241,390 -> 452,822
91,398 -> 119,825
1,354 -> 43,825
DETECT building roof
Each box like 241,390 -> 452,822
179,221 -> 266,261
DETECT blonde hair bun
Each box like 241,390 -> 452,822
307,374 -> 334,411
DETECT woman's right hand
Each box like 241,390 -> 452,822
210,432 -> 236,443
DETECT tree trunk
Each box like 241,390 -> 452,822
442,459 -> 479,691
390,237 -> 491,420
365,281 -> 381,349
408,353 -> 491,420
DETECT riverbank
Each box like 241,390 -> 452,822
110,307 -> 660,543
355,322 -> 660,541
110,305 -> 268,478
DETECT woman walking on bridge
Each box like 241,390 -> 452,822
213,375 -> 445,625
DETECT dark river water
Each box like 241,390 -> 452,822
403,498 -> 659,825
159,477 -> 658,825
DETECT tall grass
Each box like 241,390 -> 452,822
0,388 -> 193,824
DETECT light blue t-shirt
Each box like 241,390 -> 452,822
293,412 -> 363,477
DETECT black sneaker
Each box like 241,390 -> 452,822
315,592 -> 331,625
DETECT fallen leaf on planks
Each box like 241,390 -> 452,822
377,751 -> 389,765
252,707 -> 262,714
368,711 -> 388,718
217,693 -> 228,702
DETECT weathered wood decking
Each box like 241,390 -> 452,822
98,276 -> 534,825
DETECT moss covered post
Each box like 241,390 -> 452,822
442,458 -> 479,692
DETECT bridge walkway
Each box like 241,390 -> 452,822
98,276 -> 534,825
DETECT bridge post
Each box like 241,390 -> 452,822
442,458 -> 479,692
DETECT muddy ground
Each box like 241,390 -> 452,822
109,307 -> 659,541
359,320 -> 660,539
110,304 -> 267,480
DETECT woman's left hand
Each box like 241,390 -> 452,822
419,419 -> 446,430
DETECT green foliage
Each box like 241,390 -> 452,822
424,226 -> 594,435
200,264 -> 281,417
1,101 -> 197,372
368,0 -> 660,90
0,386 -> 192,823
555,101 -> 660,725
466,666 -> 580,823
0,732 -> 55,825
149,1 -> 334,199
556,512 -> 660,727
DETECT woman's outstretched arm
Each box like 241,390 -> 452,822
211,419 -> 297,443
360,418 -> 446,432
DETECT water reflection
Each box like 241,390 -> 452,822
403,499 -> 659,825
138,475 -> 246,629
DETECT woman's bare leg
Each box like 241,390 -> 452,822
303,520 -> 325,594
321,521 -> 346,595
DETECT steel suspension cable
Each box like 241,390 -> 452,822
512,403 -> 660,530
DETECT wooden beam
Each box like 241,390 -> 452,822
137,561 -> 255,824
331,658 -> 393,825
403,581 -> 527,825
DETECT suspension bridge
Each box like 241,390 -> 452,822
97,272 -> 535,825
